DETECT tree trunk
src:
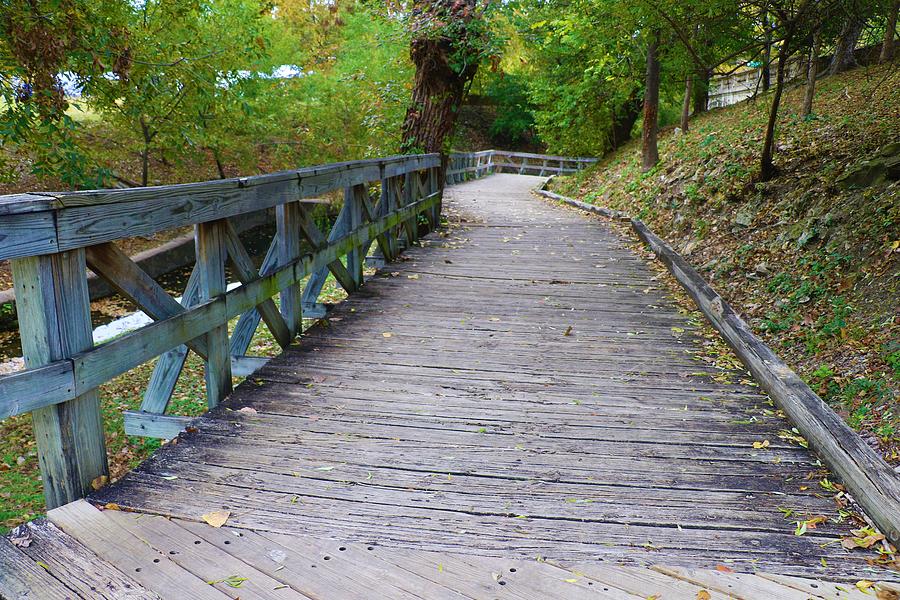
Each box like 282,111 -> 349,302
692,69 -> 710,115
680,73 -> 693,132
641,33 -> 660,172
212,148 -> 226,179
400,0 -> 481,159
760,40 -> 791,182
828,17 -> 862,75
609,94 -> 642,150
802,30 -> 820,118
881,0 -> 899,63
139,117 -> 152,187
761,12 -> 772,91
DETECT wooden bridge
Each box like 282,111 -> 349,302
1,151 -> 899,598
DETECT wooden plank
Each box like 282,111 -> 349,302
102,511 -> 309,600
48,500 -> 230,600
18,519 -> 161,599
230,239 -> 279,357
231,355 -> 270,377
11,251 -> 108,509
0,211 -> 59,260
295,202 -> 358,296
569,564 -> 726,600
196,220 -> 233,407
0,536 -> 78,599
85,242 -> 210,359
178,521 -> 461,600
653,566 -> 820,600
756,573 -> 873,599
223,223 -> 292,349
276,202 -> 304,338
0,361 -> 75,420
141,265 -> 202,415
46,155 -> 439,250
346,185 -> 366,287
124,412 -> 194,438
630,217 -> 900,546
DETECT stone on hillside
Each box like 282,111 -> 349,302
836,142 -> 900,189
733,206 -> 755,227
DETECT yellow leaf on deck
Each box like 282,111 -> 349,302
202,510 -> 230,528
103,503 -> 121,511
382,332 -> 393,338
752,440 -> 770,449
856,580 -> 875,591
697,591 -> 711,600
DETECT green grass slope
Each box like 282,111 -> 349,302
553,61 -> 899,462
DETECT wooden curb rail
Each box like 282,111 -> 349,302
534,178 -> 900,547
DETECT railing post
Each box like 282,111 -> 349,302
346,186 -> 365,287
276,202 -> 303,336
195,220 -> 232,407
10,251 -> 108,508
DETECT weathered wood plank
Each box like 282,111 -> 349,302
0,535 -> 78,600
196,220 -> 233,407
11,251 -> 108,509
18,519 -> 161,599
277,202 -> 304,338
630,217 -> 900,546
223,223 -> 292,349
0,211 -> 59,260
48,500 -> 230,600
85,242 -> 210,359
0,361 -> 75,420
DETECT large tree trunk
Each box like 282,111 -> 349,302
400,0 -> 481,157
641,33 -> 660,172
828,17 -> 862,75
609,94 -> 642,150
881,0 -> 899,63
802,30 -> 820,118
692,69 -> 710,115
760,40 -> 791,181
680,73 -> 693,132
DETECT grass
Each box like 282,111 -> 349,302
552,61 -> 899,461
0,272 -> 349,532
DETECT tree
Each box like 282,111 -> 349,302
400,0 -> 495,156
802,28 -> 820,118
881,0 -> 898,62
828,14 -> 864,75
641,32 -> 660,171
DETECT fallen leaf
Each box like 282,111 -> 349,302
563,326 -> 573,336
382,332 -> 393,338
91,475 -> 109,490
202,510 -> 230,528
752,440 -> 770,449
697,591 -> 711,600
856,580 -> 875,591
407,274 -> 420,280
237,407 -> 258,415
9,526 -> 32,548
104,503 -> 121,511
715,564 -> 733,572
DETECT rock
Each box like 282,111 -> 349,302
877,141 -> 900,157
797,229 -> 816,247
674,127 -> 682,136
836,143 -> 900,189
733,207 -> 755,227
754,262 -> 771,275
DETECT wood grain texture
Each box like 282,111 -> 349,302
10,251 -> 108,509
83,174 -> 898,584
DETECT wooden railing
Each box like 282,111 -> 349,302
446,150 -> 597,183
0,153 -> 441,509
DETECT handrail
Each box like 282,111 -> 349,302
445,150 -> 597,183
0,153 -> 442,509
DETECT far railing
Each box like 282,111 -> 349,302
446,150 -> 597,183
0,153 -> 441,509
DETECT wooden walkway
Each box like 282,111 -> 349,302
2,174 -> 898,598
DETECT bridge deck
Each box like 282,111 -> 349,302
2,174 -> 897,598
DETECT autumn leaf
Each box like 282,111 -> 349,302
715,564 -> 733,572
752,440 -> 770,449
382,332 -> 393,338
202,510 -> 230,528
697,591 -> 711,600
